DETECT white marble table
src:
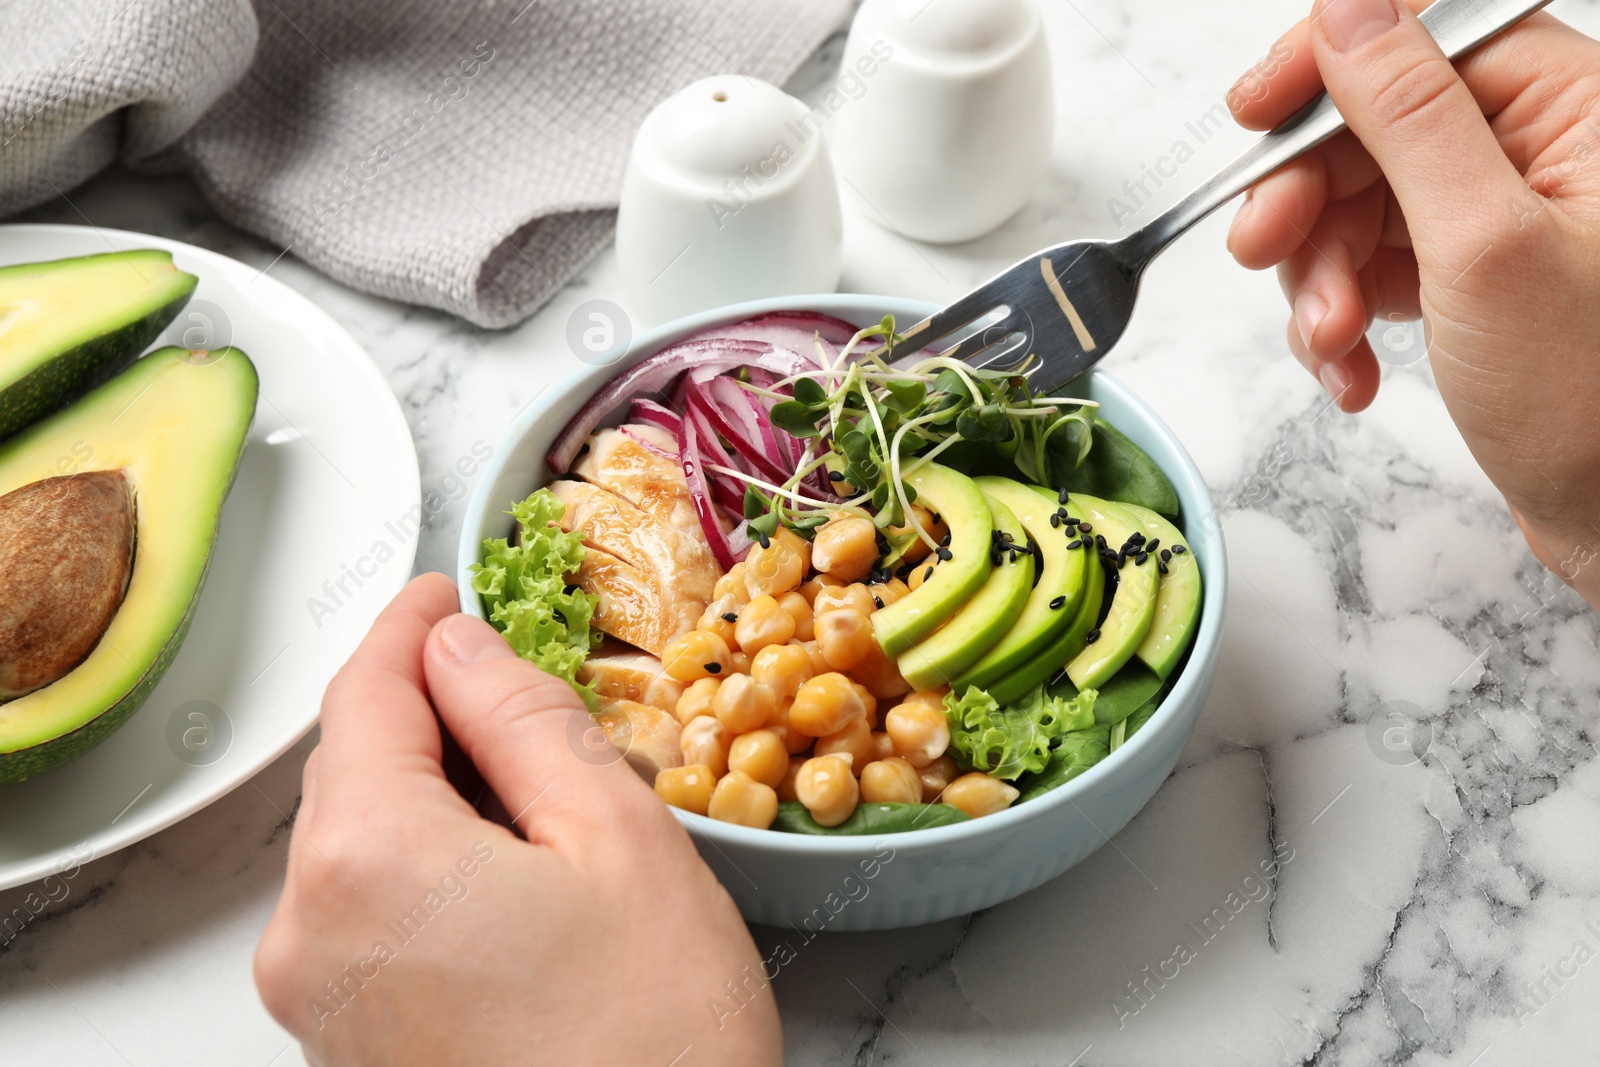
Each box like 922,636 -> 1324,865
7,1 -> 1600,1063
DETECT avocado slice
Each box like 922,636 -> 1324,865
1065,494 -> 1159,690
0,251 -> 198,442
983,534 -> 1105,706
951,477 -> 1090,693
897,492 -> 1034,690
872,463 -> 992,658
1120,503 -> 1202,680
0,346 -> 258,783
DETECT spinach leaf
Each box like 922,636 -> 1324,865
1052,417 -> 1180,519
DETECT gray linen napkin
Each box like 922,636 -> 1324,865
1,0 -> 852,327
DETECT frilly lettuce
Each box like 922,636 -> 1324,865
943,684 -> 1098,781
471,488 -> 601,709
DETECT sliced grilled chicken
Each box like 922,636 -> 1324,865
595,699 -> 683,785
549,478 -> 715,640
572,426 -> 705,550
579,644 -> 667,706
572,550 -> 678,656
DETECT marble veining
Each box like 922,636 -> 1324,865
5,1 -> 1600,1064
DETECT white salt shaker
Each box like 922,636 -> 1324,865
617,75 -> 843,326
831,0 -> 1053,244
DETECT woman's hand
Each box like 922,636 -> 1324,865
253,574 -> 781,1066
1227,0 -> 1600,606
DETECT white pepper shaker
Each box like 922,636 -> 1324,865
616,75 -> 843,326
831,0 -> 1053,244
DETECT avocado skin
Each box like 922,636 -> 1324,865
0,275 -> 197,443
0,347 -> 256,785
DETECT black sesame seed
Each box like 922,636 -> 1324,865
940,533 -> 951,547
1064,517 -> 1080,528
923,566 -> 934,581
873,595 -> 884,609
1050,513 -> 1061,528
1049,595 -> 1066,610
936,546 -> 953,561
990,549 -> 1003,566
1159,560 -> 1169,575
721,612 -> 739,623
1058,488 -> 1070,504
757,531 -> 770,549
1085,628 -> 1101,644
1066,538 -> 1083,550
828,470 -> 845,481
1129,531 -> 1145,545
1095,534 -> 1107,548
705,662 -> 722,674
1160,549 -> 1171,563
931,513 -> 942,525
1172,544 -> 1187,554
1135,552 -> 1149,565
1079,523 -> 1092,533
1145,538 -> 1160,554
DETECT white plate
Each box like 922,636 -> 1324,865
0,224 -> 419,890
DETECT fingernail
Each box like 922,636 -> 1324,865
1294,291 -> 1328,350
1227,189 -> 1257,252
1317,0 -> 1397,53
440,614 -> 517,664
1319,361 -> 1351,405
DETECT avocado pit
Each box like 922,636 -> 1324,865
0,469 -> 136,701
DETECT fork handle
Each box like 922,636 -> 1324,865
1114,0 -> 1553,267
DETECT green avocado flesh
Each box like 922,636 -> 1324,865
0,251 -> 198,442
0,347 -> 258,784
1120,503 -> 1201,680
1066,494 -> 1159,690
872,463 -> 992,658
951,478 -> 1089,693
985,521 -> 1106,707
898,492 -> 1034,691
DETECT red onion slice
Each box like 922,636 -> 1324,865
679,417 -> 739,571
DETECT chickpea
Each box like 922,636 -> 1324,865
777,755 -> 806,802
942,772 -> 1020,819
799,573 -> 846,607
788,672 -> 867,737
812,515 -> 879,582
919,755 -> 960,802
680,716 -> 733,777
869,731 -> 896,763
674,676 -> 720,726
751,643 -> 813,700
728,729 -> 788,789
768,703 -> 817,754
816,609 -> 875,671
851,644 -> 911,701
795,753 -> 860,827
867,581 -> 905,609
697,593 -> 744,647
815,717 -> 875,769
902,687 -> 949,710
860,756 -> 921,805
777,590 -> 814,641
813,583 -> 876,618
885,699 -> 950,768
714,673 -> 775,734
643,674 -> 685,716
735,594 -> 796,655
907,557 -> 939,592
888,505 -> 947,565
713,562 -> 750,603
661,630 -> 733,683
729,650 -> 752,675
774,527 -> 812,576
795,639 -> 830,676
744,539 -> 805,598
655,764 -> 716,815
708,770 -> 779,829
852,683 -> 878,728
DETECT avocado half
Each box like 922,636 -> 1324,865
0,250 -> 198,442
0,346 -> 258,784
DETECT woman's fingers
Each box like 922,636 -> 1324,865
1228,18 -> 1320,130
1228,154 -> 1325,269
1278,180 -> 1388,359
1284,317 -> 1384,412
421,614 -> 666,854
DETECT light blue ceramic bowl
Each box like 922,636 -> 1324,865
458,294 -> 1226,931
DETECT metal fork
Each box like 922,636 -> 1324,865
883,0 -> 1552,391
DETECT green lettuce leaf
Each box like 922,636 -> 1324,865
943,684 -> 1097,781
471,488 -> 600,709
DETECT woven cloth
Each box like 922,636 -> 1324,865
0,0 -> 851,326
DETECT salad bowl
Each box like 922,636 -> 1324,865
458,293 -> 1226,930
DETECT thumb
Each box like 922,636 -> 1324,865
422,613 -> 660,851
1310,0 -> 1525,246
